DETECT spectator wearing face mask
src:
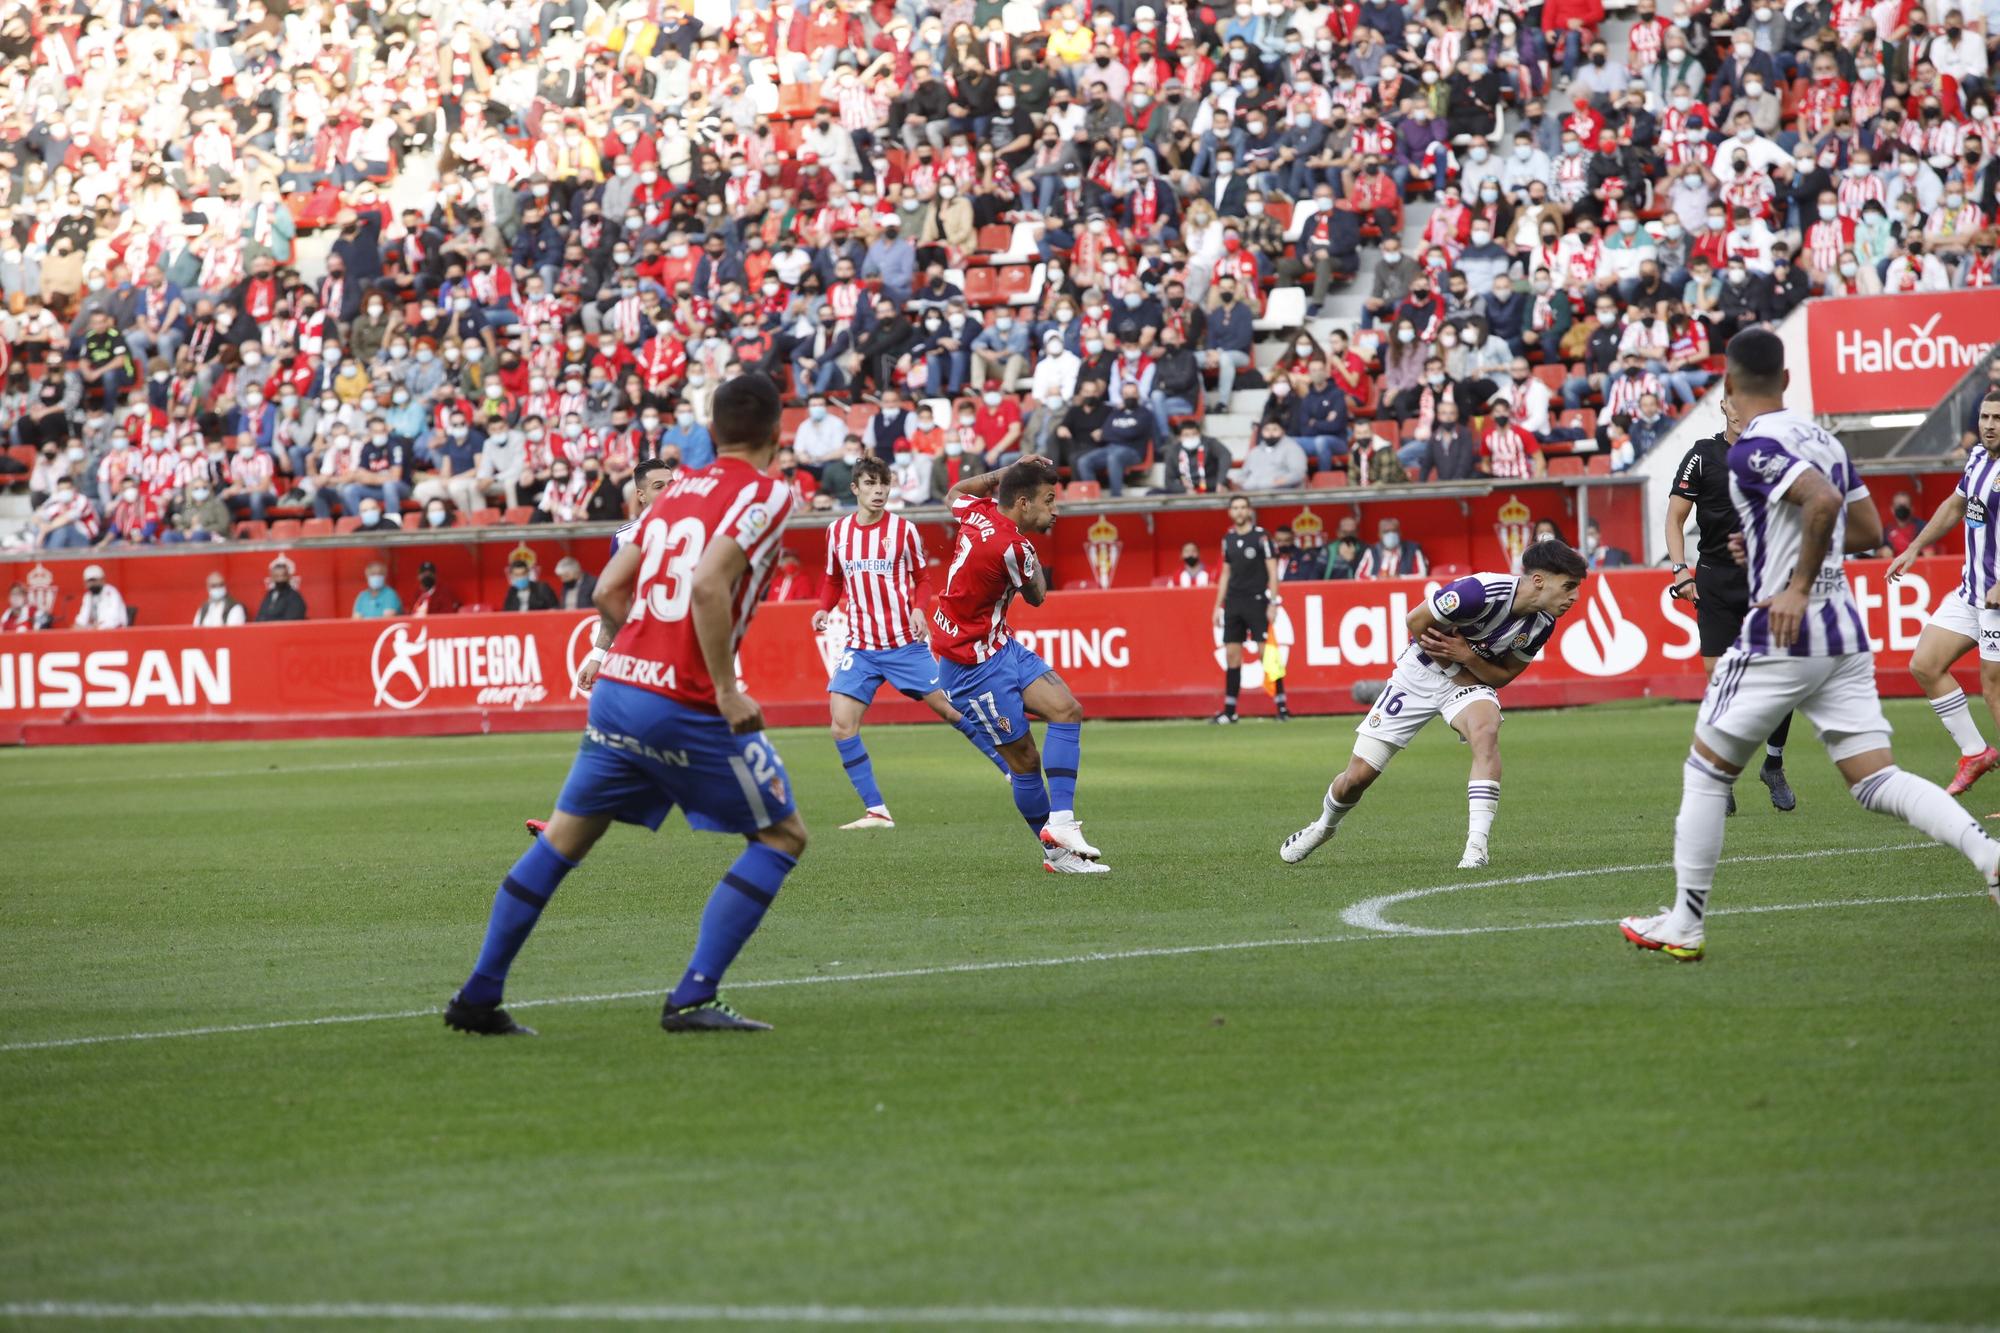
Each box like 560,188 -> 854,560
35,475 -> 99,549
339,418 -> 412,521
1075,384 -> 1158,497
411,561 -> 458,617
194,572 -> 246,627
1165,423 -> 1230,495
818,437 -> 866,508
971,312 -> 1031,392
255,557 -> 308,623
1418,399 -> 1480,482
414,414 -> 488,515
353,496 -> 403,533
74,565 -> 129,629
554,557 -> 597,612
165,480 -> 231,543
1175,541 -> 1211,587
1479,401 -> 1546,480
502,556 -> 559,611
1237,420 -> 1308,490
352,560 -> 403,619
1355,517 -> 1429,579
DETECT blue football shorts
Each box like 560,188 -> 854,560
555,679 -> 796,834
936,639 -> 1055,749
826,639 -> 942,702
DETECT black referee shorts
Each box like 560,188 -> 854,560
1694,563 -> 1751,658
1223,597 -> 1269,643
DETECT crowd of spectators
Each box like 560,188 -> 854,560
4,0 -> 1998,559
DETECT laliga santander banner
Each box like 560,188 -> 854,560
1805,290 -> 2000,416
0,559 -> 1978,744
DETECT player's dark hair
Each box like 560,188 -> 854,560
997,456 -> 1061,508
1725,327 -> 1786,395
709,372 -> 782,448
1983,386 -> 2000,405
633,457 -> 670,485
851,456 -> 892,487
1520,539 -> 1588,580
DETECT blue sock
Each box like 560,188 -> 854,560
1011,770 -> 1051,836
1043,722 -> 1081,815
668,842 -> 797,1009
954,714 -> 1010,773
835,734 -> 885,809
462,835 -> 577,1006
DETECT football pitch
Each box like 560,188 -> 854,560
3,701 -> 1997,1333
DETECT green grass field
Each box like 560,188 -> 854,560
3,700 -> 1998,1333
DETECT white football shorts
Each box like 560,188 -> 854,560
1701,649 -> 1892,752
1355,653 -> 1500,759
1924,590 -> 2000,663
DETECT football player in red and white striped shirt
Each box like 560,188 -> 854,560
813,457 -> 1007,831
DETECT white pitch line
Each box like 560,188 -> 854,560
1339,841 -> 1938,935
0,1301 -> 1992,1332
0,843 -> 1971,1056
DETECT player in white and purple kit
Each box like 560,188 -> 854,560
812,457 -> 1008,831
1884,389 -> 2000,798
1280,539 -> 1588,870
1620,331 -> 2000,963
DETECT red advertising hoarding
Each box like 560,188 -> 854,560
1805,290 -> 2000,416
0,558 -> 1975,746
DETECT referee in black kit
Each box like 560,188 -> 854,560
1664,398 -> 1797,815
1212,495 -> 1291,724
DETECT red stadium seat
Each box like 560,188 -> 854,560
333,517 -> 362,534
1264,199 -> 1293,232
1309,472 -> 1349,489
1369,419 -> 1401,448
1431,563 -> 1469,579
1586,454 -> 1614,475
1547,454 -> 1585,477
844,403 -> 875,432
776,82 -> 822,119
963,266 -> 999,306
1063,480 -> 1102,500
267,519 -> 303,540
501,506 -> 537,526
233,520 -> 268,541
975,225 -> 1012,254
781,405 -> 809,434
467,509 -> 501,526
301,518 -> 335,537
991,265 -> 1034,303
1533,364 -> 1566,392
1562,408 -> 1597,437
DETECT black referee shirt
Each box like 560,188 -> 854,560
1669,434 -> 1739,564
1221,526 -> 1275,603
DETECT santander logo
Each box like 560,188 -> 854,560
1559,579 -> 1649,678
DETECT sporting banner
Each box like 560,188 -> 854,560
0,558 -> 1977,744
1804,290 -> 2000,416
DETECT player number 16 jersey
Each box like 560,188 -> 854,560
601,456 -> 794,711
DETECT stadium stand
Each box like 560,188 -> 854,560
6,0 -> 1998,557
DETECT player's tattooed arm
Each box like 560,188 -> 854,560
946,463 -> 1008,504
581,542 -> 645,692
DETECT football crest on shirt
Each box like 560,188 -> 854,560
1436,590 -> 1461,615
1747,448 -> 1790,482
997,714 -> 1013,733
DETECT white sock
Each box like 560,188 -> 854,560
1851,767 -> 2000,879
1766,744 -> 1785,762
1466,780 -> 1499,846
1671,751 -> 1738,931
1048,808 -> 1075,826
1318,783 -> 1357,829
1929,688 -> 1988,758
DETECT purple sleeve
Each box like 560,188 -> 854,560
1428,576 -> 1488,625
1726,436 -> 1810,504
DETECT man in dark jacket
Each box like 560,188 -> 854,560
502,555 -> 560,610
254,556 -> 309,621
855,298 -> 915,395
1418,398 -> 1480,481
1151,327 -> 1203,438
1075,382 -> 1158,497
1292,366 -> 1351,472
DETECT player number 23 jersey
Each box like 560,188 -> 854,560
931,493 -> 1040,665
602,456 -> 794,710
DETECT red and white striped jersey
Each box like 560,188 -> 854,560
824,511 -> 929,651
1837,170 -> 1886,219
932,493 -> 1041,666
603,456 -> 795,712
230,449 -> 277,492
